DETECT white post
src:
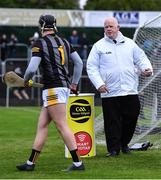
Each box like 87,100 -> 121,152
6,87 -> 10,108
152,93 -> 157,123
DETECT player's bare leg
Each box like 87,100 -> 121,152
47,103 -> 85,171
32,107 -> 51,150
16,107 -> 51,171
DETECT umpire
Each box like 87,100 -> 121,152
87,17 -> 153,157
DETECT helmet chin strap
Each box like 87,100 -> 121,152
53,23 -> 58,33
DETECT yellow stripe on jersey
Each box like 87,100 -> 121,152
47,88 -> 58,106
58,45 -> 65,65
32,47 -> 40,53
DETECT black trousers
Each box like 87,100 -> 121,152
102,95 -> 140,153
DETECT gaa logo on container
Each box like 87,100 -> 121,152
70,99 -> 91,123
74,131 -> 92,156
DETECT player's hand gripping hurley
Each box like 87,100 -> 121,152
2,71 -> 44,88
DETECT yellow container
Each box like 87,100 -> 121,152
65,93 -> 96,158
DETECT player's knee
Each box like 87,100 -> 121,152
55,121 -> 65,132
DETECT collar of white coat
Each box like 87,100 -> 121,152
104,31 -> 126,44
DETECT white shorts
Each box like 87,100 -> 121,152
42,87 -> 70,107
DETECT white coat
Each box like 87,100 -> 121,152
86,32 -> 153,98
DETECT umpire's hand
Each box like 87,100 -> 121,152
142,68 -> 153,77
98,84 -> 109,93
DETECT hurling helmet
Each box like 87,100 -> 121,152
39,14 -> 57,32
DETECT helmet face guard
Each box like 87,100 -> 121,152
39,14 -> 58,33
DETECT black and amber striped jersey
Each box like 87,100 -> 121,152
31,34 -> 75,89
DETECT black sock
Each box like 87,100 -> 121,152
70,149 -> 80,162
28,149 -> 41,164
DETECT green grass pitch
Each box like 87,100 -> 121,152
0,106 -> 161,179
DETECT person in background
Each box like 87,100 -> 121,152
8,33 -> 18,58
16,14 -> 85,172
79,33 -> 89,60
87,17 -> 153,157
29,32 -> 39,46
28,32 -> 40,59
0,34 -> 8,61
68,30 -> 80,49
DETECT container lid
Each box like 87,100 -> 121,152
69,93 -> 95,97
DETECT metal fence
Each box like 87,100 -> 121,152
0,43 -> 100,107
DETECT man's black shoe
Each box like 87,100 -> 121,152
106,151 -> 119,157
139,114 -> 145,119
63,163 -> 85,172
16,163 -> 35,171
122,146 -> 131,154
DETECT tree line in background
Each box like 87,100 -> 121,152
0,0 -> 161,10
85,0 -> 161,11
0,0 -> 79,9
